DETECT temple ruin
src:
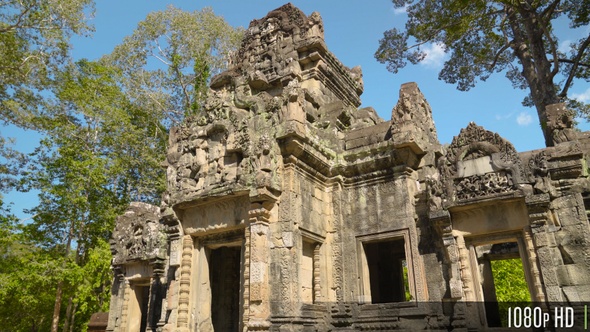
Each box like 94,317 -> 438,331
106,4 -> 590,331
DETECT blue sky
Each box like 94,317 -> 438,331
64,0 -> 590,152
3,0 -> 590,218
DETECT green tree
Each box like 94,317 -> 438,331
0,5 -> 242,330
375,0 -> 590,146
0,220 -> 67,332
20,59 -> 167,332
0,0 -> 94,126
491,258 -> 531,327
104,5 -> 243,126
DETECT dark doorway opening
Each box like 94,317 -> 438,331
209,246 -> 241,332
363,238 -> 409,303
134,285 -> 150,332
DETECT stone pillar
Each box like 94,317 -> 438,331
159,210 -> 182,331
521,227 -> 546,302
242,222 -> 251,331
106,272 -> 125,332
176,235 -> 194,332
431,209 -> 467,330
524,194 -> 552,302
245,200 -> 273,331
119,279 -> 131,332
313,242 -> 322,302
431,210 -> 463,300
455,235 -> 475,302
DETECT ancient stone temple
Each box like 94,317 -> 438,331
106,4 -> 590,331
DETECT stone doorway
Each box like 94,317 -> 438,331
468,239 -> 533,328
209,246 -> 241,332
128,282 -> 150,332
360,237 -> 410,303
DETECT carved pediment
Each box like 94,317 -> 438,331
111,202 -> 166,266
440,123 -> 523,203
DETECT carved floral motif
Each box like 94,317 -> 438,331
454,172 -> 512,200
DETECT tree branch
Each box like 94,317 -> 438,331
540,0 -> 561,23
488,10 -> 513,71
0,3 -> 31,33
487,42 -> 512,70
559,34 -> 590,98
171,60 -> 192,111
556,58 -> 590,68
404,8 -> 503,53
532,8 -> 560,78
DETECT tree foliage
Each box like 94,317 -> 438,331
104,5 -> 243,126
0,0 -> 94,126
491,258 -> 531,302
19,59 -> 167,331
375,0 -> 590,146
1,4 -> 242,330
491,258 -> 531,327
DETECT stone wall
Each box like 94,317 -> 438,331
106,4 -> 590,331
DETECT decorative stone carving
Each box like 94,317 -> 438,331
111,202 -> 166,267
546,103 -> 577,145
425,176 -> 443,211
390,82 -> 439,153
454,172 -> 512,200
176,235 -> 193,331
528,151 -> 557,196
440,122 -> 523,202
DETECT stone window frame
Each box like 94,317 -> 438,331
356,229 -> 421,305
300,229 -> 324,304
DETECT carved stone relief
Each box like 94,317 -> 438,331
440,123 -> 523,202
111,202 -> 166,267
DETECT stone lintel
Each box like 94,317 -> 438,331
250,186 -> 279,207
172,189 -> 250,211
445,193 -> 525,211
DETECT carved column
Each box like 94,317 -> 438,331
159,210 -> 181,331
521,228 -> 546,302
524,194 -> 551,302
431,209 -> 467,330
431,210 -> 463,299
119,279 -> 131,332
455,234 -> 475,302
246,202 -> 272,331
313,243 -> 322,302
106,271 -> 125,332
242,222 -> 251,331
176,235 -> 193,332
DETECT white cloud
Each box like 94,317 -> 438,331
558,40 -> 572,54
571,87 -> 590,103
420,42 -> 446,68
495,112 -> 514,121
392,4 -> 408,15
516,112 -> 533,126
